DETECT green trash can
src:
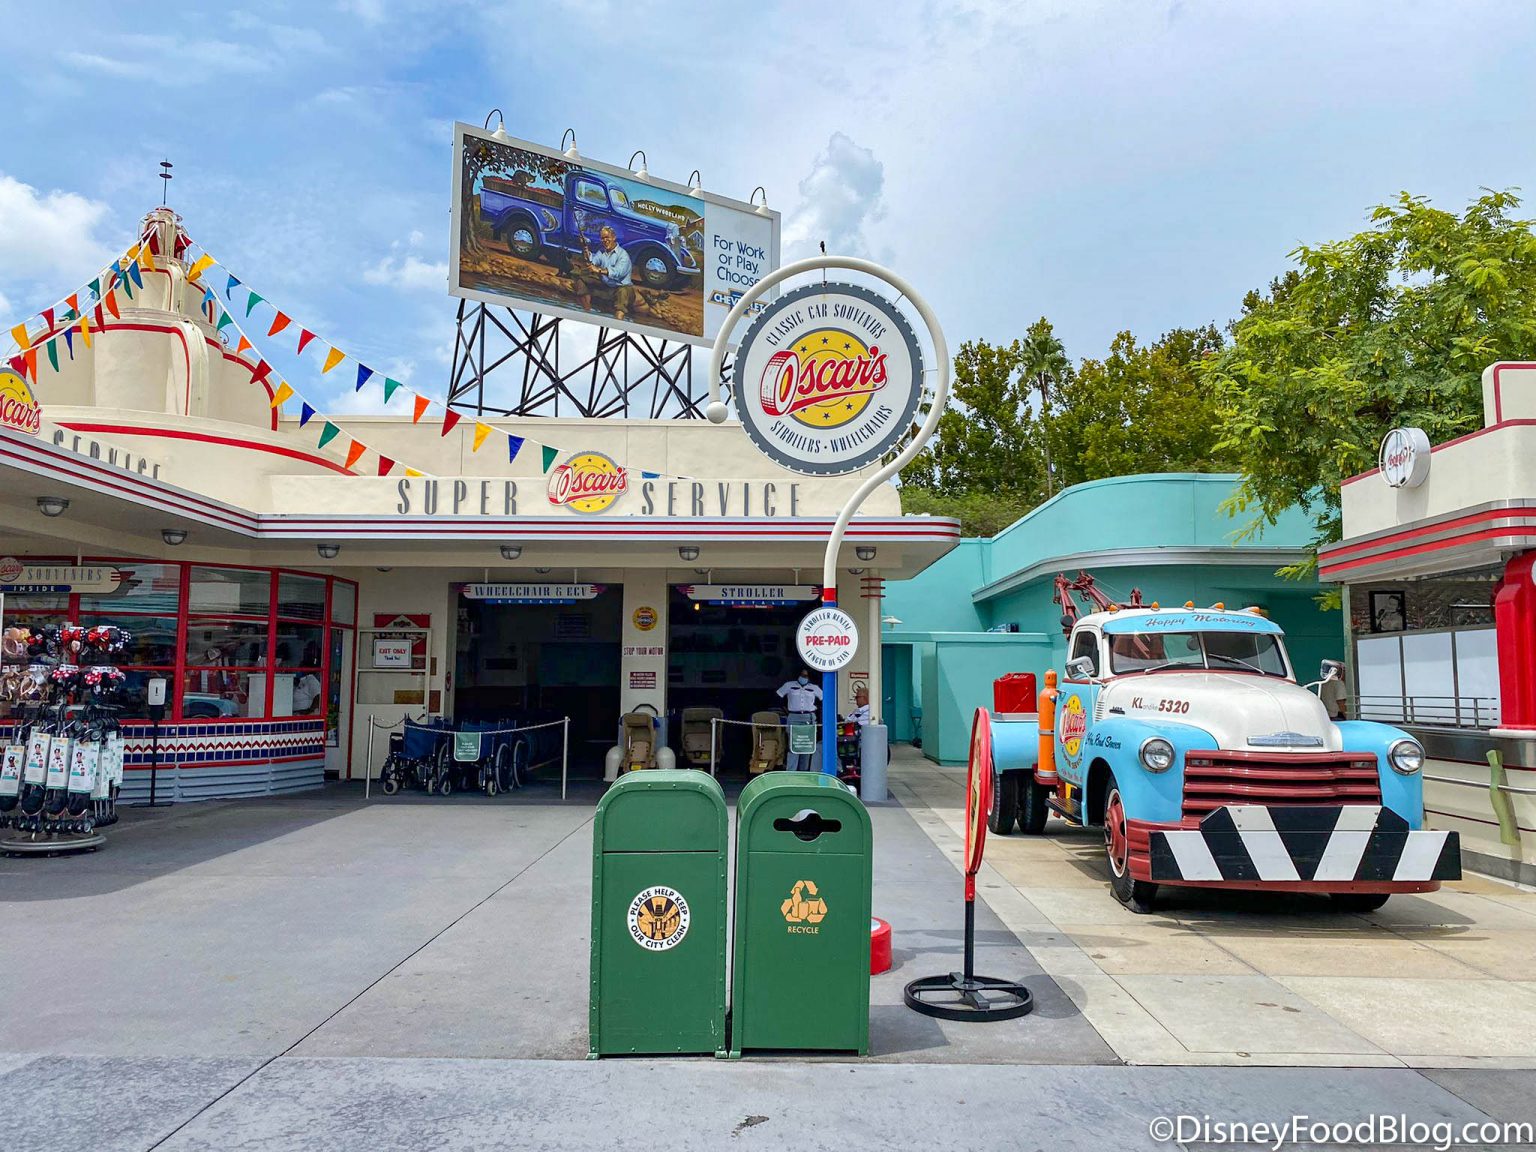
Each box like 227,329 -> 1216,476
589,769 -> 728,1058
730,772 -> 873,1057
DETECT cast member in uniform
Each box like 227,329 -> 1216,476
776,668 -> 822,771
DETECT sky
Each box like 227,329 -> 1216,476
2,0 -> 1534,416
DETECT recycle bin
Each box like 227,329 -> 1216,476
730,772 -> 873,1056
589,769 -> 727,1057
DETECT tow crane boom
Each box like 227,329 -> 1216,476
1051,571 -> 1143,636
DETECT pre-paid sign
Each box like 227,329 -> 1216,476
795,606 -> 858,672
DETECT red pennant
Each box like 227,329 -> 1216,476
268,312 -> 291,337
42,308 -> 54,329
412,395 -> 430,423
344,440 -> 366,470
377,455 -> 395,477
7,355 -> 23,375
250,360 -> 273,384
441,410 -> 461,437
104,290 -> 121,320
296,328 -> 317,354
93,304 -> 105,328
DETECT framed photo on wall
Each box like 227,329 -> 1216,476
1369,590 -> 1407,633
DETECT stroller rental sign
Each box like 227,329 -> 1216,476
731,281 -> 924,476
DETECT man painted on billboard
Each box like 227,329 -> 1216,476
570,226 -> 636,321
450,124 -> 780,348
455,131 -> 706,338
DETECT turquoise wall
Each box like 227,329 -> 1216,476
884,474 -> 1342,765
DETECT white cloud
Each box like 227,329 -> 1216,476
364,233 -> 447,293
782,133 -> 887,260
0,174 -> 117,313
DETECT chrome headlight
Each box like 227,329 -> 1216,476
1139,737 -> 1175,773
1388,739 -> 1424,775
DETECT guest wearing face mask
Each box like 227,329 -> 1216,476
776,668 -> 823,771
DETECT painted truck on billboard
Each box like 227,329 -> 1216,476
980,580 -> 1459,913
479,171 -> 701,291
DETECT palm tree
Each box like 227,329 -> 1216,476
1019,320 -> 1069,497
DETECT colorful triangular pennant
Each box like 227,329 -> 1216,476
299,402 -> 317,427
317,422 -> 341,450
186,254 -> 215,284
377,455 -> 395,477
355,364 -> 373,392
225,274 -> 241,300
269,381 -> 295,409
322,347 -> 345,374
10,323 -> 30,351
383,377 -> 404,402
541,445 -> 558,472
344,440 -> 366,470
405,468 -> 424,478
412,395 -> 430,423
296,329 -> 317,355
472,422 -> 491,452
441,410 -> 462,437
268,311 -> 291,337
507,435 -> 524,463
45,342 -> 58,373
216,311 -> 235,332
103,290 -> 121,320
245,290 -> 265,317
236,335 -> 253,357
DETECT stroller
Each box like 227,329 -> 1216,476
380,718 -> 525,796
748,710 -> 786,774
680,707 -> 722,769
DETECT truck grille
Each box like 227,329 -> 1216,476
1181,751 -> 1381,819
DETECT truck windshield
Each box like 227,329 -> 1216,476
1108,631 -> 1288,677
609,188 -> 631,209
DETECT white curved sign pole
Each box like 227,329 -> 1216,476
709,256 -> 951,774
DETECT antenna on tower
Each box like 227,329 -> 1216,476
159,160 -> 173,206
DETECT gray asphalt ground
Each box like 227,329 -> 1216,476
2,782 -> 1533,1150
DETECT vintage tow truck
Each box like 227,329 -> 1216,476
984,573 -> 1460,913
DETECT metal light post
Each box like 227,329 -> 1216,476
707,257 -> 951,776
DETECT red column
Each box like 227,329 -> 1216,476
1494,552 -> 1536,730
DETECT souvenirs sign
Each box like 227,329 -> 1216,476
731,281 -> 924,476
0,560 -> 123,595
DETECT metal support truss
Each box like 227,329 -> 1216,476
446,301 -> 727,420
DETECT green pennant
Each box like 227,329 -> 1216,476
216,311 -> 235,332
245,290 -> 265,317
46,341 -> 59,373
88,277 -> 101,300
318,422 -> 341,449
541,445 -> 558,473
383,377 -> 404,402
120,273 -> 135,300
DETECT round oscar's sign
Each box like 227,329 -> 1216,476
731,282 -> 924,476
796,606 -> 858,672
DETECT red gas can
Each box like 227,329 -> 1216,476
992,672 -> 1038,715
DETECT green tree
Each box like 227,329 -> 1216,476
1020,318 -> 1070,496
1049,325 -> 1232,488
1205,190 -> 1536,569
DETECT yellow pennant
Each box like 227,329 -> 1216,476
127,243 -> 141,261
141,242 -> 156,272
472,422 -> 492,452
78,314 -> 92,348
186,254 -> 215,284
322,347 -> 345,374
404,468 -> 424,478
269,381 -> 295,409
9,323 -> 29,351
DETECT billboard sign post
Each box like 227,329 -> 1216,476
709,256 -> 951,776
450,123 -> 780,348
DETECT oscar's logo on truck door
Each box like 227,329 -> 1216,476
1059,694 -> 1088,770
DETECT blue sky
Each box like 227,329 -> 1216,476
3,0 -> 1534,415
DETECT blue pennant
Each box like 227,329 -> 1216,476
355,363 -> 374,392
225,274 -> 241,301
299,402 -> 317,427
506,434 -> 524,462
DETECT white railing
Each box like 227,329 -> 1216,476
1353,695 -> 1501,730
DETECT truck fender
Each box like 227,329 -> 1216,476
1079,717 -> 1215,827
1335,719 -> 1426,827
495,209 -> 542,244
989,712 -> 1039,783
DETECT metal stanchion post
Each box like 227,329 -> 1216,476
365,712 -> 374,800
561,716 -> 569,800
709,717 -> 717,777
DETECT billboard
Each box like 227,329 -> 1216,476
450,123 -> 780,347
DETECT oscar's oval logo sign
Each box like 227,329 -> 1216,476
733,282 -> 923,476
547,450 -> 628,514
0,370 -> 41,436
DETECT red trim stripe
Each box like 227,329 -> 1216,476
60,422 -> 351,475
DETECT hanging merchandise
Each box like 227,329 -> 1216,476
0,622 -> 129,854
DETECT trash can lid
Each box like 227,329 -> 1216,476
736,771 -> 870,848
596,768 -> 727,853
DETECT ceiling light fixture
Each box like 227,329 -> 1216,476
678,545 -> 700,562
35,496 -> 69,518
500,544 -> 522,561
855,546 -> 876,561
160,528 -> 188,546
317,543 -> 341,560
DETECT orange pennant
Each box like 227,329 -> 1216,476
412,395 -> 430,423
24,348 -> 37,382
66,294 -> 80,316
236,335 -> 253,357
104,290 -> 121,320
344,440 -> 366,470
268,312 -> 291,337
322,347 -> 345,374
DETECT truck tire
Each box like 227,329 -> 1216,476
505,219 -> 540,259
1018,774 -> 1049,834
1330,893 -> 1390,913
634,246 -> 675,289
988,772 -> 1019,835
1103,774 -> 1158,913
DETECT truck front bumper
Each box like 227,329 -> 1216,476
1137,805 -> 1460,891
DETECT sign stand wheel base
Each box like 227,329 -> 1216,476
903,972 -> 1033,1022
0,831 -> 106,856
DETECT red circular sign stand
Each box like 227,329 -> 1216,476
903,707 -> 1033,1022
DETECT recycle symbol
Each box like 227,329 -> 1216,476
781,879 -> 827,924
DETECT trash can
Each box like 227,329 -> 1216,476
730,772 -> 873,1056
589,769 -> 727,1057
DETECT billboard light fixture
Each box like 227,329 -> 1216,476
485,108 -> 508,142
560,128 -> 580,160
751,186 -> 769,215
628,150 -> 649,182
687,169 -> 702,195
